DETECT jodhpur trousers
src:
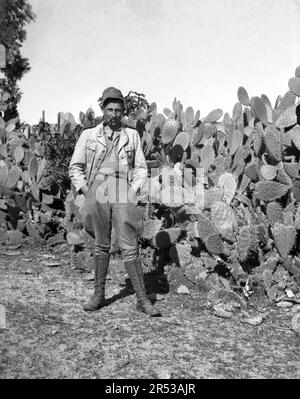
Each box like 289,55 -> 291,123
80,176 -> 144,262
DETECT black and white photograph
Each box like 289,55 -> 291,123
0,0 -> 300,382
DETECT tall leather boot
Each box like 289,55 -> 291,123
83,253 -> 110,311
124,258 -> 161,317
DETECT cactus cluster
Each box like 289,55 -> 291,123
0,61 -> 300,303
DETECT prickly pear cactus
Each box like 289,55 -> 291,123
264,126 -> 282,162
211,201 -> 237,239
295,205 -> 300,229
283,202 -> 295,226
255,181 -> 289,202
217,172 -> 237,204
204,187 -> 224,209
205,233 -> 224,255
169,242 -> 192,267
161,119 -> 179,144
272,223 -> 296,257
197,214 -> 217,240
266,202 -> 284,226
237,226 -> 257,262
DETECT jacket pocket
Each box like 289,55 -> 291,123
125,145 -> 135,168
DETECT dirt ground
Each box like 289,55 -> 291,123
0,241 -> 299,379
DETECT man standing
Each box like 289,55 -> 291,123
69,87 -> 161,317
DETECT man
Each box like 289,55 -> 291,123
69,87 -> 161,317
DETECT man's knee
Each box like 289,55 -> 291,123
121,247 -> 139,262
94,244 -> 110,256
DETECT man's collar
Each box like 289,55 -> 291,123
96,122 -> 129,150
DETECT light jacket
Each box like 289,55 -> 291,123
69,123 -> 147,193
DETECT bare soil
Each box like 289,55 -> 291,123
0,242 -> 299,379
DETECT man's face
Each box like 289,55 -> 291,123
102,101 -> 123,130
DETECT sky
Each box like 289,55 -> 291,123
17,0 -> 300,124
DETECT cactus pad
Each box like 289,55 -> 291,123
254,181 -> 289,202
237,226 -> 257,262
218,172 -> 237,204
197,214 -> 217,240
252,97 -> 268,125
264,125 -> 282,161
288,77 -> 300,97
272,223 -> 296,257
266,202 -> 284,226
161,119 -> 179,144
212,201 -> 237,238
204,109 -> 223,123
275,105 -> 297,129
205,233 -> 224,255
237,87 -> 250,106
173,132 -> 190,150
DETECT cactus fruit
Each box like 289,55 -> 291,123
237,87 -> 250,106
272,223 -> 296,257
264,125 -> 282,161
211,201 -> 237,238
288,77 -> 300,97
254,181 -> 289,202
205,233 -> 224,255
155,227 -> 182,249
266,202 -> 284,226
275,105 -> 297,129
218,172 -> 236,204
161,119 -> 179,144
237,226 -> 257,262
260,164 -> 277,180
204,109 -> 223,123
